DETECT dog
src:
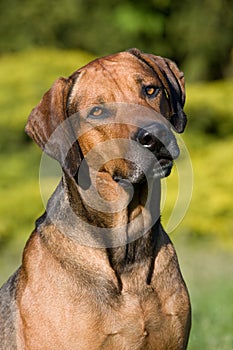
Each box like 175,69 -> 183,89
0,48 -> 191,350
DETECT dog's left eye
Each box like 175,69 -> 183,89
88,106 -> 106,119
144,85 -> 160,98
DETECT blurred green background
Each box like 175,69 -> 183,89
0,1 -> 232,349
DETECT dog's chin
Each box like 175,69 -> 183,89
113,159 -> 173,186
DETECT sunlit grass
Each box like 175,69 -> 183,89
174,236 -> 233,350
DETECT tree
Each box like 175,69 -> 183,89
0,0 -> 232,81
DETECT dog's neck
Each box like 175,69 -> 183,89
68,170 -> 160,234
39,171 -> 162,276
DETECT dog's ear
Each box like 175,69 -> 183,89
128,48 -> 187,133
25,77 -> 84,180
160,57 -> 187,133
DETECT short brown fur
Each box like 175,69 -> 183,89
0,49 -> 191,350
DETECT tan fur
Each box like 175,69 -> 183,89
0,49 -> 191,350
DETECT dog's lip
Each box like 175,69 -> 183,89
151,158 -> 173,178
113,177 -> 132,187
112,157 -> 173,185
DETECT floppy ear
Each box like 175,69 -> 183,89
25,77 -> 82,178
128,48 -> 187,133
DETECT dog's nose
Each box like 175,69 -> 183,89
136,123 -> 170,152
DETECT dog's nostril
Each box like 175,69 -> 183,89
136,128 -> 162,151
136,123 -> 171,152
138,131 -> 156,148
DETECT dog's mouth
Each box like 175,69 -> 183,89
112,154 -> 175,187
116,122 -> 180,184
75,122 -> 180,189
111,133 -> 179,185
152,157 -> 174,179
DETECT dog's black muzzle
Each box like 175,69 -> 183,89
135,122 -> 180,179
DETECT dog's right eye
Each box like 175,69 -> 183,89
89,106 -> 103,117
88,106 -> 108,119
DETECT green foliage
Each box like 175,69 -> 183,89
167,0 -> 233,81
0,0 -> 232,81
185,80 -> 233,137
161,79 -> 233,248
162,136 -> 233,248
0,48 -> 94,278
0,48 -> 94,149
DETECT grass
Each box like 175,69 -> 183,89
173,236 -> 233,350
0,48 -> 233,349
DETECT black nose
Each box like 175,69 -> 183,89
136,122 -> 171,152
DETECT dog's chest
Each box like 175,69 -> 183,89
18,237 -> 189,349
95,286 -> 185,350
101,288 -> 162,349
20,274 -> 185,350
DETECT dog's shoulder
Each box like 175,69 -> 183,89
0,269 -> 20,348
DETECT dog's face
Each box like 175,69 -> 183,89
25,49 -> 187,190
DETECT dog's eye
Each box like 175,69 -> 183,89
144,85 -> 160,98
88,106 -> 112,120
88,106 -> 104,118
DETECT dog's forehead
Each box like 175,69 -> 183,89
69,52 -> 160,106
79,51 -> 152,76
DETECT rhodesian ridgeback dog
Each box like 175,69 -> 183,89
0,48 -> 191,349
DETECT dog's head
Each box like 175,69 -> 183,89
25,49 -> 187,190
